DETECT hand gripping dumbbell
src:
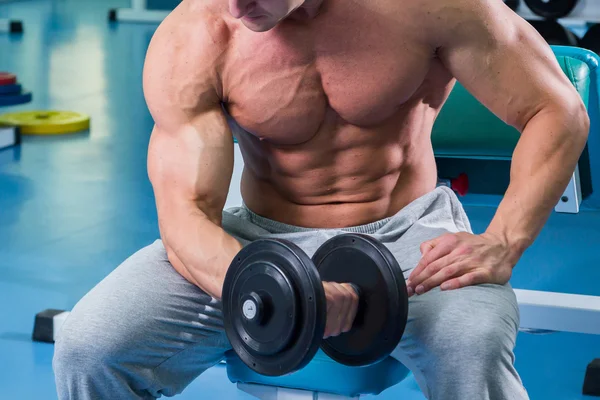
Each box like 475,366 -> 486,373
222,233 -> 409,377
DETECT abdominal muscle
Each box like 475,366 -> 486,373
234,104 -> 440,229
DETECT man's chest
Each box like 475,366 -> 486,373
221,13 -> 437,143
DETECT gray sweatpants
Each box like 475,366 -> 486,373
53,187 -> 529,400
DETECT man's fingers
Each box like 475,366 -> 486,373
414,262 -> 464,295
323,282 -> 359,338
414,236 -> 455,272
420,239 -> 436,256
408,236 -> 458,293
324,283 -> 347,338
324,283 -> 342,338
409,252 -> 461,293
440,270 -> 490,291
340,284 -> 359,333
335,286 -> 349,336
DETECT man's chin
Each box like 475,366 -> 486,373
242,18 -> 277,32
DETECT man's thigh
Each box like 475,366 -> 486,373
376,188 -> 524,398
391,284 -> 522,398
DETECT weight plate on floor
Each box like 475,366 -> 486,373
313,233 -> 408,367
524,0 -> 578,19
0,111 -> 90,135
0,84 -> 22,95
0,91 -> 32,107
223,239 -> 326,376
0,72 -> 17,86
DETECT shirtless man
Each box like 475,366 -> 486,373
53,0 -> 589,399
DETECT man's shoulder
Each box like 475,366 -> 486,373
382,0 -> 511,49
143,0 -> 233,125
150,0 -> 232,62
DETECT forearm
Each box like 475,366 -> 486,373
160,205 -> 243,299
486,104 -> 589,259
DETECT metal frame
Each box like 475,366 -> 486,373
515,288 -> 600,335
554,165 -> 582,214
0,125 -> 18,150
109,0 -> 169,24
0,18 -> 21,33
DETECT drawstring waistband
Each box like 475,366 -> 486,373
240,203 -> 393,235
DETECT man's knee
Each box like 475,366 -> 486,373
416,284 -> 520,368
53,312 -> 121,380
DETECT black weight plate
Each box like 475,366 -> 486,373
313,233 -> 408,367
524,0 -> 578,19
528,20 -> 579,46
581,24 -> 600,55
223,239 -> 326,376
504,0 -> 520,11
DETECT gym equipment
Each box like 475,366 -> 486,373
0,111 -> 91,135
432,46 -> 592,213
314,235 -> 407,367
0,19 -> 23,34
0,124 -> 20,150
583,359 -> 600,396
527,20 -> 580,46
0,91 -> 32,107
226,288 -> 600,400
222,233 -> 408,376
224,239 -> 325,377
0,84 -> 23,95
437,173 -> 469,196
226,350 -> 409,399
0,72 -> 17,86
524,0 -> 579,19
504,0 -> 520,11
32,310 -> 70,343
580,24 -> 600,56
108,0 -> 170,24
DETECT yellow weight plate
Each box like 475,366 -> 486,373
0,110 -> 90,135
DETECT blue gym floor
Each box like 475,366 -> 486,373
1,1 -> 599,399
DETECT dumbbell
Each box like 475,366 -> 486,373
222,233 -> 409,377
524,0 -> 579,19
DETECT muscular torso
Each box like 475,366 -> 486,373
196,0 -> 454,228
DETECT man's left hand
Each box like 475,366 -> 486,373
406,232 -> 519,297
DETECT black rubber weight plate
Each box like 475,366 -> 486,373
528,20 -> 580,46
504,0 -> 520,11
222,239 -> 326,376
524,0 -> 578,19
581,24 -> 600,55
313,233 -> 409,366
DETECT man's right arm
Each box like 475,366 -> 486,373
143,12 -> 241,299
